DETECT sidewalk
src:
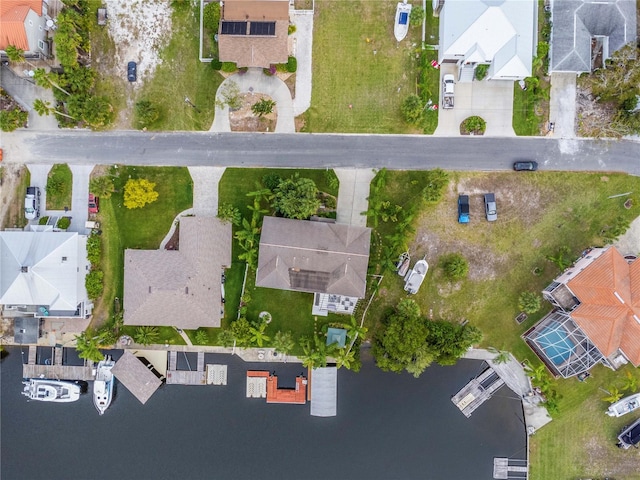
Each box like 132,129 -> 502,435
210,69 -> 295,133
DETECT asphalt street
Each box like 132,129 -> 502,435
2,131 -> 640,174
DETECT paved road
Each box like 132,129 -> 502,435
2,131 -> 640,174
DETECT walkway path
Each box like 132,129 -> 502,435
614,214 -> 640,256
549,72 -> 577,138
291,10 -> 313,116
210,69 -> 295,133
0,65 -> 59,131
334,168 -> 376,227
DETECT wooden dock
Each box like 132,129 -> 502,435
166,351 -> 208,385
22,346 -> 94,381
452,366 -> 505,418
493,457 -> 528,479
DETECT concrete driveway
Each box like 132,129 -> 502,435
549,73 -> 577,138
25,164 -> 52,225
291,10 -> 313,116
335,169 -> 375,227
188,166 -> 226,216
434,64 -> 516,137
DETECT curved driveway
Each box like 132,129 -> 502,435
2,131 -> 639,175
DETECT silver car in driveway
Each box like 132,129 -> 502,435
24,186 -> 40,220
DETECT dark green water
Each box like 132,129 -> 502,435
0,347 -> 526,480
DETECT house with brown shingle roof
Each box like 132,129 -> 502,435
123,217 -> 232,329
524,247 -> 640,378
256,217 -> 371,316
0,0 -> 48,55
217,0 -> 289,68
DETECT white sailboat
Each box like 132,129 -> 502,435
394,0 -> 412,42
93,356 -> 116,415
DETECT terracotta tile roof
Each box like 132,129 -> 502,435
123,217 -> 232,329
0,1 -> 42,51
218,0 -> 289,68
568,248 -> 640,365
256,217 -> 371,298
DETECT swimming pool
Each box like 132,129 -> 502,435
536,322 -> 575,365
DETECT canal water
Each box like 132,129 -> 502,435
0,347 -> 527,480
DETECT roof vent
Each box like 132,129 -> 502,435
21,266 -> 28,273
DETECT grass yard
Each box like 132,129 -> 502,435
120,326 -> 186,346
364,169 -> 640,477
92,166 -> 193,324
46,164 -> 72,210
305,0 -> 426,133
136,2 -> 223,131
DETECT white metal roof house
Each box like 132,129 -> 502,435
549,0 -> 636,74
0,231 -> 92,319
435,0 -> 537,82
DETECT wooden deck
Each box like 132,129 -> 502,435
246,371 -> 307,404
452,366 -> 505,418
493,457 -> 528,479
22,346 -> 94,381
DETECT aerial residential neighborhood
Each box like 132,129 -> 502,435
1,0 -> 640,479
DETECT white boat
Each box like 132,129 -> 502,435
394,1 -> 412,42
22,379 -> 81,402
606,392 -> 640,417
404,258 -> 428,294
93,356 -> 116,415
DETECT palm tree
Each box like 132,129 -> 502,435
134,326 -> 160,346
5,45 -> 25,63
335,348 -> 356,370
622,371 -> 638,393
602,385 -> 623,404
33,68 -> 71,96
33,99 -> 75,120
74,331 -> 103,362
217,329 -> 236,347
272,331 -> 295,355
526,364 -> 551,392
487,347 -> 511,365
249,323 -> 270,347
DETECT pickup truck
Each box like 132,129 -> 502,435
484,193 -> 497,221
443,74 -> 455,109
458,194 -> 470,223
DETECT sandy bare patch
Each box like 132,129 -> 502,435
103,0 -> 172,87
0,164 -> 27,229
230,93 -> 277,132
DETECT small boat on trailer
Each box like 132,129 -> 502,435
394,0 -> 412,42
22,379 -> 81,402
617,418 -> 640,449
606,392 -> 640,417
396,252 -> 411,277
93,355 -> 116,415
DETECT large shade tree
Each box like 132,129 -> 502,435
272,175 -> 321,219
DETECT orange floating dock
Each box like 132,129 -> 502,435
247,371 -> 307,405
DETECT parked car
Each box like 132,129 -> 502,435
458,194 -> 470,224
513,161 -> 538,171
88,194 -> 99,214
24,186 -> 40,220
484,193 -> 497,221
127,61 -> 137,82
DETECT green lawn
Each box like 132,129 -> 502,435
120,326 -> 186,346
46,164 -> 72,210
93,166 -> 193,324
364,169 -> 640,477
305,0 -> 426,133
136,2 -> 223,131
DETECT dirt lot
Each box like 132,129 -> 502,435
0,164 -> 29,230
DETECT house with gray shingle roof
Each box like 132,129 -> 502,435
123,217 -> 232,329
0,231 -> 92,320
435,0 -> 537,82
550,0 -> 636,74
217,0 -> 290,68
256,217 -> 371,316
